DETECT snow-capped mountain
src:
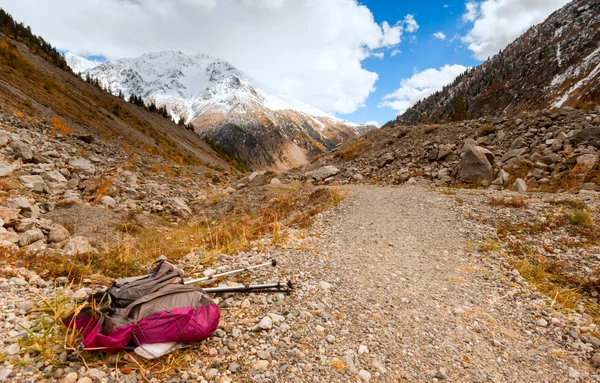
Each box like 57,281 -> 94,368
80,51 -> 370,169
64,52 -> 102,74
396,0 -> 600,125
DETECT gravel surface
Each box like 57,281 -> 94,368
256,185 -> 596,382
2,185 -> 598,382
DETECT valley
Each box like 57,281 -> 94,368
0,0 -> 599,382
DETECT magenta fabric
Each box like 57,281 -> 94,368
132,305 -> 220,345
65,304 -> 220,354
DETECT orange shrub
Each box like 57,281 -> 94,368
51,116 -> 74,135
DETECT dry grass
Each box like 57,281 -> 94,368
489,202 -> 600,325
423,125 -> 439,134
487,196 -> 528,208
335,140 -> 369,160
479,124 -> 497,136
3,184 -> 346,281
566,208 -> 594,227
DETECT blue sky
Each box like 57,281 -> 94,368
340,0 -> 481,125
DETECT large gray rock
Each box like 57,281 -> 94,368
378,153 -> 395,167
509,137 -> 527,150
165,198 -> 192,216
576,154 -> 599,172
492,169 -> 510,186
501,148 -> 528,163
41,170 -> 68,184
4,197 -> 31,211
513,178 -> 528,193
306,165 -> 340,181
63,236 -> 96,255
10,140 -> 33,162
19,175 -> 44,191
573,126 -> 600,148
459,146 -> 493,184
68,158 -> 95,176
18,228 -> 44,247
0,163 -> 17,177
48,224 -> 70,243
98,195 -> 117,208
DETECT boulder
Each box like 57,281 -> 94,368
4,197 -> 31,211
98,195 -> 117,208
0,231 -> 19,244
10,140 -> 33,162
41,170 -> 68,184
48,224 -> 70,243
306,166 -> 340,181
459,146 -> 494,184
436,144 -> 454,161
165,198 -> 192,216
379,153 -> 395,167
509,137 -> 527,150
18,228 -> 44,247
247,171 -> 267,187
513,178 -> 527,193
461,138 -> 476,153
268,178 -> 282,187
492,169 -> 510,186
573,126 -> 600,148
64,236 -> 96,255
501,148 -> 527,163
0,163 -> 17,177
19,175 -> 44,191
68,158 -> 95,176
576,154 -> 599,173
0,208 -> 20,223
15,218 -> 39,233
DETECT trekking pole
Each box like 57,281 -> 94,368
183,259 -> 277,285
202,281 -> 293,294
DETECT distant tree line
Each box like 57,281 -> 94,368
83,73 -> 194,128
0,8 -> 70,71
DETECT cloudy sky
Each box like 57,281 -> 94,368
1,0 -> 571,125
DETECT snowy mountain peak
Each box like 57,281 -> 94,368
64,52 -> 103,74
84,51 -> 341,123
83,51 -> 371,169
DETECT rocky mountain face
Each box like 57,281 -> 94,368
310,106 -> 600,193
81,51 -> 371,170
396,0 -> 600,126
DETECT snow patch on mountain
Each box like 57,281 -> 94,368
64,52 -> 103,74
82,51 -> 354,126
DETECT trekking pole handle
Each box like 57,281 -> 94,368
184,259 -> 277,285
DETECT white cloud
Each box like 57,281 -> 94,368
379,64 -> 468,114
462,0 -> 571,60
463,1 -> 479,22
433,32 -> 447,40
444,4 -> 449,8
372,52 -> 384,59
364,120 -> 380,127
391,49 -> 402,57
0,0 -> 416,115
404,14 -> 419,33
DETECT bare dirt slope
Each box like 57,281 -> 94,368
268,185 -> 593,382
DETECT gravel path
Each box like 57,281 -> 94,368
272,185 -> 593,382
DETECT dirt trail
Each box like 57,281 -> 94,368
279,185 -> 591,382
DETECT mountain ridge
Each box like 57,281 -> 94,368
78,51 -> 372,170
394,0 -> 600,126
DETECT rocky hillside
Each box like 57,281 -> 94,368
308,106 -> 600,194
82,51 -> 372,170
396,0 -> 600,126
0,33 -> 236,172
